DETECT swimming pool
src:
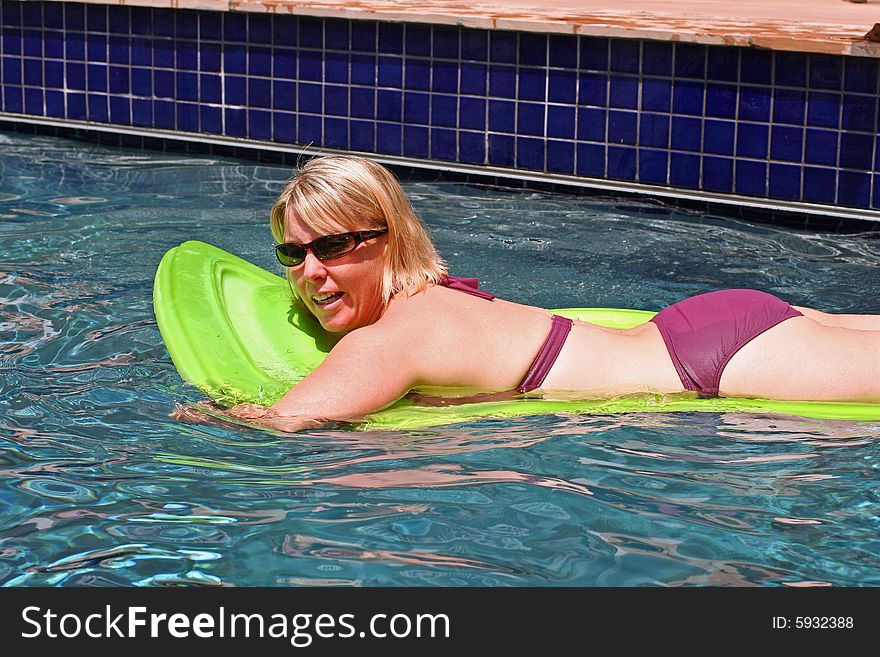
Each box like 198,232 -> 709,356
2,129 -> 880,587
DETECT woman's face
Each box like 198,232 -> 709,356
284,214 -> 388,334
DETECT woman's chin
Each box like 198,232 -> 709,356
313,301 -> 381,334
318,314 -> 355,334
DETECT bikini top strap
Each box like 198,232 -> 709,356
439,275 -> 496,300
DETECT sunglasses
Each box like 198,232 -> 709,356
274,228 -> 388,267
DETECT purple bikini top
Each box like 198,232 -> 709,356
439,275 -> 572,393
439,275 -> 496,300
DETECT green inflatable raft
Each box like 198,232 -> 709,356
153,241 -> 880,428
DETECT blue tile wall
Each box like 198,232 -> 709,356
2,1 -> 880,213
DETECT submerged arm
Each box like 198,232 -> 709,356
174,320 -> 426,433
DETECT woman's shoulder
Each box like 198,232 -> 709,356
379,283 -> 547,339
380,283 -> 456,326
364,284 -> 487,342
331,287 -> 459,371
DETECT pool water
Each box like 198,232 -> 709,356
2,129 -> 880,587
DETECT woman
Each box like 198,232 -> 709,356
218,155 -> 880,432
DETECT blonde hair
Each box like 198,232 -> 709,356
270,155 -> 447,304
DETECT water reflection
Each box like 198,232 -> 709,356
2,129 -> 880,586
281,532 -> 504,573
716,413 -> 879,446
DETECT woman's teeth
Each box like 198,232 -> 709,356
312,291 -> 343,306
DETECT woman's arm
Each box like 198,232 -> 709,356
172,401 -> 326,433
174,319 -> 427,433
268,321 -> 423,423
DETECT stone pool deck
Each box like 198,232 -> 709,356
71,0 -> 880,57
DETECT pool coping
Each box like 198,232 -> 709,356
59,0 -> 880,58
7,113 -> 880,231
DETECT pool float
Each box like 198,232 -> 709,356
154,241 -> 880,428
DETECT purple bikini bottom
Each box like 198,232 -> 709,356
650,289 -> 803,398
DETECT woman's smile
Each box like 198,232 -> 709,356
311,290 -> 344,307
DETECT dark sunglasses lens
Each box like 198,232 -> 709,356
276,244 -> 306,266
312,234 -> 357,260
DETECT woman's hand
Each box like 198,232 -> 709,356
171,401 -> 324,433
229,403 -> 326,431
170,402 -> 226,425
228,403 -> 275,420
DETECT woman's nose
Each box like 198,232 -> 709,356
301,251 -> 327,280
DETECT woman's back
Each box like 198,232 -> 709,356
382,284 -> 557,392
381,283 -> 685,398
